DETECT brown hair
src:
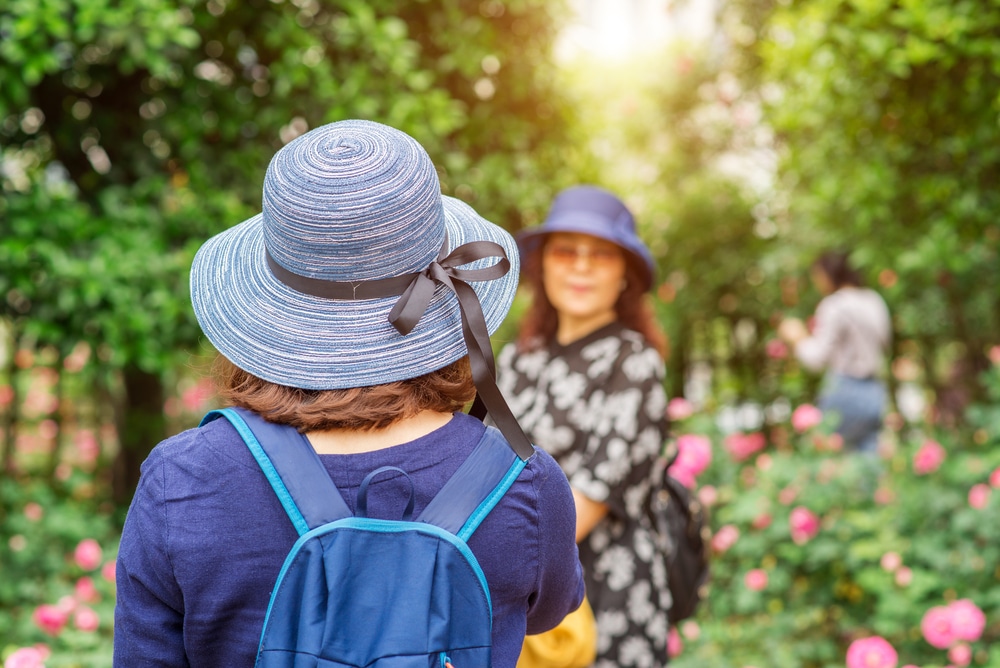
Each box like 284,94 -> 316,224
213,355 -> 477,432
516,241 -> 669,358
813,250 -> 864,289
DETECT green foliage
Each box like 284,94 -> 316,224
2,173 -> 206,372
551,23 -> 807,406
564,0 -> 1000,413
1,0 -> 577,496
0,0 -> 576,367
725,0 -> 1000,399
0,0 -> 198,95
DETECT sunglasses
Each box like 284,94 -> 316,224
544,242 -> 623,267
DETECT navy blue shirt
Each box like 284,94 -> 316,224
114,412 -> 583,667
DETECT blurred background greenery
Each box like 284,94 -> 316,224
4,0 -> 997,501
1,0 -> 999,663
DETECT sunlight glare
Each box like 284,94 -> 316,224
555,0 -> 716,64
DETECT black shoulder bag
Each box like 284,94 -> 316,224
648,454 -> 711,623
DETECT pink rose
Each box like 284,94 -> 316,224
894,567 -> 912,587
921,605 -> 957,649
3,647 -> 47,668
667,626 -> 683,658
38,419 -> 58,440
23,503 -> 44,522
989,345 -> 1000,365
913,440 -> 945,475
828,433 -> 844,451
724,431 -> 766,462
880,552 -> 902,572
697,485 -> 718,507
846,636 -> 898,668
968,483 -> 991,509
669,468 -> 697,490
744,569 -> 768,591
765,339 -> 788,359
181,378 -> 216,412
989,466 -> 1000,488
948,643 -> 972,667
874,487 -> 895,505
73,430 -> 99,463
814,432 -> 844,452
101,560 -> 117,583
674,434 -> 713,477
73,606 -> 100,632
751,513 -> 772,530
74,577 -> 100,603
680,620 -> 700,641
791,404 -> 823,432
711,525 -> 740,553
74,539 -> 103,571
32,605 -> 69,636
948,599 -> 985,642
789,506 -> 820,544
667,397 -> 694,421
778,485 -> 799,505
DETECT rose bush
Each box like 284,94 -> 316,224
668,366 -> 1000,668
1,475 -> 118,667
4,363 -> 1000,667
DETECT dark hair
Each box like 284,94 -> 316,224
813,251 -> 863,289
213,355 -> 476,432
515,241 -> 668,358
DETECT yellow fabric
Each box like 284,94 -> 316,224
516,597 -> 597,668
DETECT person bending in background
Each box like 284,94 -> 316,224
778,250 -> 892,454
497,185 -> 672,667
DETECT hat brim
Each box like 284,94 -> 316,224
190,196 -> 519,390
516,212 -> 654,291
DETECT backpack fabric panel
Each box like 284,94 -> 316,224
206,408 -> 525,667
258,522 -> 495,666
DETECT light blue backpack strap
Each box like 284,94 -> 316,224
201,407 -> 352,535
417,426 -> 529,540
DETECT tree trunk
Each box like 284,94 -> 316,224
112,365 -> 166,506
2,329 -> 21,473
47,358 -> 65,479
667,321 -> 688,401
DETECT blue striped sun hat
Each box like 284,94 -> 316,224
190,119 -> 520,390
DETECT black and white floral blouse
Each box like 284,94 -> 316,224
497,322 -> 672,667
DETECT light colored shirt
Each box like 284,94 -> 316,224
795,287 -> 891,379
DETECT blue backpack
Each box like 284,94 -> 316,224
202,407 -> 527,668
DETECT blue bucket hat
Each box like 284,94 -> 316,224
517,185 -> 655,291
190,119 -> 520,392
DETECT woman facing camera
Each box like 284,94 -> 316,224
497,185 -> 672,667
